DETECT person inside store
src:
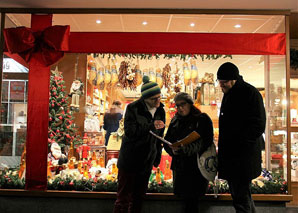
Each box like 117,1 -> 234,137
113,75 -> 165,213
103,100 -> 123,146
163,92 -> 214,213
216,62 -> 266,213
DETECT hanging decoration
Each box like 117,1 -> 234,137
118,60 -> 137,90
190,59 -> 199,84
93,53 -> 232,61
69,55 -> 84,111
162,63 -> 171,91
183,62 -> 191,86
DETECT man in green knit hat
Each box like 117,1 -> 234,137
114,76 -> 166,213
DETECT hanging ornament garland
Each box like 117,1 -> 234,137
93,53 -> 232,61
91,53 -> 232,90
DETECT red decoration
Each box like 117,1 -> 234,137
3,15 -> 70,191
3,25 -> 70,66
69,32 -> 286,55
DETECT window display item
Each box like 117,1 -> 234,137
155,167 -> 162,183
88,57 -> 97,85
68,157 -> 76,169
149,67 -> 156,82
106,158 -> 118,178
162,63 -> 171,91
48,142 -> 67,166
104,65 -> 111,85
76,134 -> 91,160
69,79 -> 84,110
183,62 -> 191,86
96,67 -> 104,85
83,164 -> 90,179
118,61 -> 137,90
156,68 -> 163,88
149,167 -> 164,183
163,160 -> 172,180
84,116 -> 101,132
111,65 -> 118,86
190,59 -> 198,84
47,161 -> 53,179
201,83 -> 210,105
135,65 -> 142,86
18,146 -> 26,179
68,141 -> 75,160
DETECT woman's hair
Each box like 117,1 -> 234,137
112,100 -> 121,106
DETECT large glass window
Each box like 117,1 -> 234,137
0,13 -> 288,193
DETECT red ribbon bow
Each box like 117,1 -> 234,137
3,25 -> 70,66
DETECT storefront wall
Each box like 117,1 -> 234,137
0,9 -> 293,202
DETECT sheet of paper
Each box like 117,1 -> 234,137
149,130 -> 172,146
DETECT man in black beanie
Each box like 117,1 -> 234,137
114,76 -> 165,213
217,62 -> 266,213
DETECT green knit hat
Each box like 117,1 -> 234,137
141,76 -> 161,99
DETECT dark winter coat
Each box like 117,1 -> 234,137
103,112 -> 122,133
164,106 -> 214,197
218,76 -> 266,181
103,112 -> 122,145
117,98 -> 165,174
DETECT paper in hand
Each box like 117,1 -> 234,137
149,130 -> 172,146
150,130 -> 200,147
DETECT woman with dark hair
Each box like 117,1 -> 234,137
164,92 -> 214,213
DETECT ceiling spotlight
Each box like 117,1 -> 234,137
96,20 -> 102,24
142,21 -> 148,25
190,23 -> 195,27
234,24 -> 241,28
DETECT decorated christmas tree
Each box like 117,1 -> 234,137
48,68 -> 83,153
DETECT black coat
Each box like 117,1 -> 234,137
164,106 -> 213,197
103,112 -> 122,133
218,76 -> 266,181
117,98 -> 165,173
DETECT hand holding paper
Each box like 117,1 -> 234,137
149,130 -> 200,147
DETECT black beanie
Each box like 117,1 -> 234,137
217,62 -> 240,80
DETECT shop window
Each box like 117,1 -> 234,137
0,13 -> 289,193
43,52 -> 287,194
